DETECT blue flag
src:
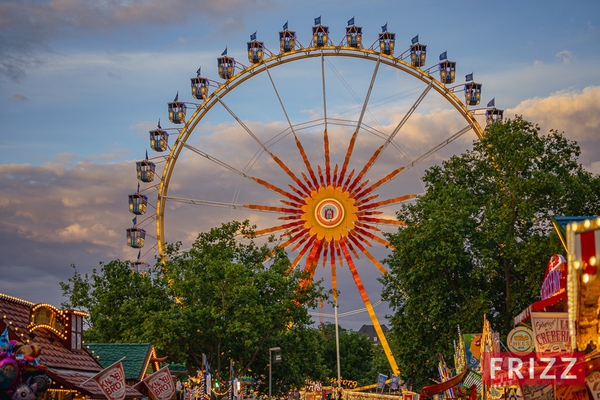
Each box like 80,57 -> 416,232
377,373 -> 387,390
145,149 -> 148,159
439,51 -> 447,61
196,67 -> 201,76
314,16 -> 321,25
137,250 -> 141,260
173,91 -> 179,102
465,72 -> 473,82
487,98 -> 495,107
390,375 -> 400,390
221,47 -> 227,56
283,21 -> 288,30
137,182 -> 140,193
381,23 -> 388,32
348,17 -> 354,26
411,34 -> 419,44
132,216 -> 137,226
250,31 -> 257,41
157,119 -> 161,129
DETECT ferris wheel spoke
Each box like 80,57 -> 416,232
290,235 -> 318,271
360,216 -> 405,226
353,225 -> 391,247
321,53 -> 333,186
337,60 -> 381,187
357,193 -> 417,210
347,233 -> 388,275
215,96 -> 312,197
253,220 -> 305,237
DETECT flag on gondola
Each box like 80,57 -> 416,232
137,182 -> 140,193
411,34 -> 419,44
377,373 -> 387,390
348,17 -> 354,26
173,91 -> 179,102
196,67 -> 201,76
314,16 -> 321,26
439,51 -> 447,61
221,47 -> 227,56
137,250 -> 141,260
283,21 -> 288,30
465,72 -> 473,82
487,98 -> 495,108
390,374 -> 400,390
141,366 -> 175,400
250,31 -> 257,41
381,23 -> 388,32
132,216 -> 137,226
86,360 -> 127,400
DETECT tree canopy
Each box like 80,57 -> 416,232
380,116 -> 600,388
61,221 -> 329,395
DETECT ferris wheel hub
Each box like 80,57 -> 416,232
301,186 -> 358,242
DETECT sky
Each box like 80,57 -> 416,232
1,0 -> 599,333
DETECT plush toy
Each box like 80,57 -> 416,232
0,357 -> 19,391
10,382 -> 37,400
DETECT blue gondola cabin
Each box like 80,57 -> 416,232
168,101 -> 186,124
217,56 -> 236,80
486,108 -> 504,126
149,127 -> 169,152
128,192 -> 148,215
439,60 -> 456,84
279,29 -> 296,53
410,43 -> 427,68
136,159 -> 155,183
126,227 -> 146,249
346,25 -> 362,48
191,76 -> 209,100
379,32 -> 395,55
464,82 -> 482,106
312,25 -> 329,47
247,41 -> 265,64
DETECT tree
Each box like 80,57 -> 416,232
380,116 -> 600,388
61,220 -> 328,395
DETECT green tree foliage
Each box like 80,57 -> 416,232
61,221 -> 328,395
319,323 -> 375,386
380,117 -> 600,388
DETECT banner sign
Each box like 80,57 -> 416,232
530,312 -> 572,355
376,374 -> 387,390
92,361 -> 127,400
540,254 -> 567,300
143,366 -> 175,400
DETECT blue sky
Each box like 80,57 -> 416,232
1,0 -> 599,332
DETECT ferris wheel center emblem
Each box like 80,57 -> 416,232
315,198 -> 345,228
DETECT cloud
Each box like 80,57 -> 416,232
507,85 -> 600,169
555,50 -> 574,64
10,93 -> 28,102
0,0 -> 272,82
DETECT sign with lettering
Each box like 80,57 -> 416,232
143,366 -> 175,400
93,361 -> 127,400
540,254 -> 567,300
506,326 -> 535,355
530,312 -> 572,355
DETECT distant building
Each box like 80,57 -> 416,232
357,324 -> 389,344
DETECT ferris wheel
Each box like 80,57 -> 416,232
127,17 -> 504,375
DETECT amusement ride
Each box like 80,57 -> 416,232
126,17 -> 503,376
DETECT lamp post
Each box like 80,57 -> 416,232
269,347 -> 281,400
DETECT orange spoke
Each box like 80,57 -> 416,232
337,131 -> 358,187
251,177 -> 304,204
361,216 -> 406,226
330,241 -> 338,296
254,220 -> 305,236
348,145 -> 383,193
356,211 -> 383,217
306,239 -> 324,271
355,194 -> 379,206
354,165 -> 407,200
353,225 -> 391,247
245,204 -> 303,214
342,169 -> 355,191
301,172 -> 316,191
318,165 -> 325,187
294,135 -> 320,188
355,221 -> 381,231
358,194 -> 417,211
277,227 -> 310,251
278,215 -> 302,221
268,151 -> 312,197
280,199 -> 305,208
332,164 -> 339,188
348,233 -> 388,275
289,235 -> 317,272
289,184 -> 308,198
